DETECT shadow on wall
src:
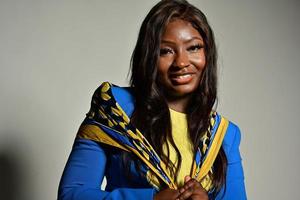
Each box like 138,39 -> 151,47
0,152 -> 20,200
0,133 -> 31,200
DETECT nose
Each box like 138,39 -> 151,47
174,51 -> 189,68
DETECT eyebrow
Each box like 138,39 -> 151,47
161,37 -> 203,44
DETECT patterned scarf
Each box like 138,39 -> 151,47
77,82 -> 229,191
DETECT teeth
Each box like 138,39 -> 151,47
176,74 -> 191,79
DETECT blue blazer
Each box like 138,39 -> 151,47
58,85 -> 247,200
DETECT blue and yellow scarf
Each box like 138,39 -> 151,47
77,82 -> 229,191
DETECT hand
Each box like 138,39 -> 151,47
154,188 -> 180,200
176,176 -> 208,200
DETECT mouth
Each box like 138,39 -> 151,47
170,73 -> 194,84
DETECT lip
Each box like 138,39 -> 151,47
169,73 -> 195,84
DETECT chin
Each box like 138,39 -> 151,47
169,84 -> 198,97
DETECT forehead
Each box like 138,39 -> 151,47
161,19 -> 202,41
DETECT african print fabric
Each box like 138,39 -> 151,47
77,82 -> 229,191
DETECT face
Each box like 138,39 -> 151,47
157,19 -> 206,101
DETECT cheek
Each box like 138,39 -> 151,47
158,57 -> 172,75
191,53 -> 206,70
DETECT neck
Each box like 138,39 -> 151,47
165,95 -> 191,113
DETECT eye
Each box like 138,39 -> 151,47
188,44 -> 204,52
160,48 -> 174,56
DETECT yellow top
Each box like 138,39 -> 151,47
164,108 -> 194,187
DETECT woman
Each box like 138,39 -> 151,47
58,0 -> 247,199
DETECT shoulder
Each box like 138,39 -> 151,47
217,115 -> 242,158
223,120 -> 241,149
111,84 -> 135,116
92,82 -> 136,116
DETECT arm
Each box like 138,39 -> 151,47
215,125 -> 247,200
58,139 -> 156,200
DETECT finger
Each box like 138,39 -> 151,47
177,186 -> 194,200
188,182 -> 208,197
183,178 -> 197,189
179,179 -> 197,194
184,175 -> 191,183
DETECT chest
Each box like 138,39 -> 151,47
103,146 -> 151,191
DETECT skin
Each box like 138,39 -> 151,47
154,19 -> 208,200
157,19 -> 206,113
177,176 -> 209,200
154,176 -> 208,200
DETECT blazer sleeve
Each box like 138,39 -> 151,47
215,123 -> 247,200
58,138 -> 156,200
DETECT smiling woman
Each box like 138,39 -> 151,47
58,0 -> 247,200
158,19 -> 206,112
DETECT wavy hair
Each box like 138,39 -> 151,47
128,0 -> 227,195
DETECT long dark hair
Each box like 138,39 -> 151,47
129,0 -> 227,194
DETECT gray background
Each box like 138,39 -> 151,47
0,0 -> 299,199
